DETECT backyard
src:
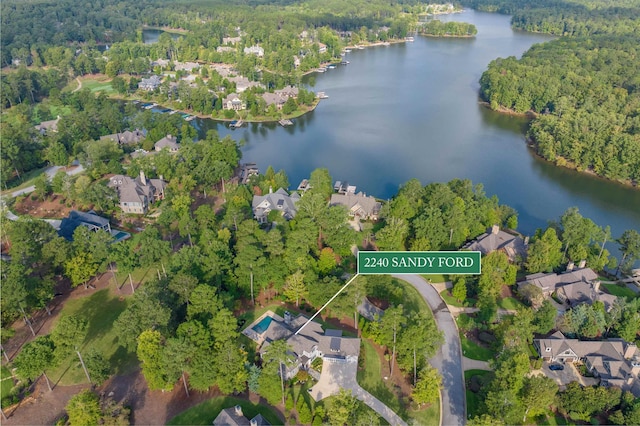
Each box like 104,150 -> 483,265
166,396 -> 282,425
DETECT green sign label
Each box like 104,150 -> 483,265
357,251 -> 481,275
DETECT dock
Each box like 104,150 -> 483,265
230,119 -> 244,128
279,119 -> 293,127
317,92 -> 329,99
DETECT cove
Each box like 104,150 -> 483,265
189,10 -> 639,239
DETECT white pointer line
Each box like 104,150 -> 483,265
294,273 -> 360,336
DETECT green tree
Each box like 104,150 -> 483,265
526,228 -> 563,273
66,390 -> 101,426
65,252 -> 98,289
308,168 -> 333,199
618,229 -> 640,274
283,270 -> 308,307
411,365 -> 441,407
136,329 -> 176,391
451,277 -> 467,303
520,376 -> 558,421
84,349 -> 111,385
13,335 -> 55,391
533,300 -> 557,334
51,315 -> 87,362
377,305 -> 406,377
327,389 -> 359,426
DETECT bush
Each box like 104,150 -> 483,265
530,358 -> 543,370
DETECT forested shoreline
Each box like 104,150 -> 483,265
463,0 -> 640,185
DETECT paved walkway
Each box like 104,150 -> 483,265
462,357 -> 491,371
393,274 -> 466,426
308,360 -> 407,426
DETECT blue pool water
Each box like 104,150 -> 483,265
252,316 -> 273,334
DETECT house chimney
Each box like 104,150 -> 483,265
491,225 -> 500,235
578,260 -> 586,269
566,261 -> 575,272
234,405 -> 243,417
140,170 -> 147,186
624,343 -> 637,359
269,186 -> 273,194
250,418 -> 258,426
159,174 -> 164,181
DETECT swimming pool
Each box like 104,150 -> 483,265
252,316 -> 273,334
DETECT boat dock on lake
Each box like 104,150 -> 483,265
279,119 -> 293,127
230,120 -> 244,128
317,92 -> 329,99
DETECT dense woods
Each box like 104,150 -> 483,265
466,0 -> 640,183
419,20 -> 477,36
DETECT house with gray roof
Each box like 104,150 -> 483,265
138,75 -> 162,91
330,192 -> 381,220
519,266 -> 617,311
275,85 -> 299,99
261,92 -> 286,110
243,45 -> 264,57
462,225 -> 528,262
108,171 -> 166,214
243,311 -> 360,380
100,129 -> 146,145
58,210 -> 111,241
223,93 -> 246,111
252,188 -> 300,224
213,405 -> 270,426
535,331 -> 640,396
154,134 -> 179,152
35,116 -> 60,135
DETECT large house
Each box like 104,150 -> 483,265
535,331 -> 640,396
58,210 -> 111,241
138,75 -> 162,91
35,116 -> 60,135
519,266 -> 617,310
252,188 -> 300,224
330,192 -> 381,221
213,405 -> 270,426
243,311 -> 360,379
100,129 -> 146,145
243,45 -> 264,57
462,225 -> 528,262
223,93 -> 246,111
154,134 -> 179,152
108,171 -> 166,214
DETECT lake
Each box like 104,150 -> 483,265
182,10 -> 640,242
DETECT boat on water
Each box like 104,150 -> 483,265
317,91 -> 329,99
356,45 -> 365,50
405,36 -> 415,42
341,61 -> 350,65
140,102 -> 151,108
327,64 -> 337,69
131,100 -> 140,105
184,115 -> 196,122
344,49 -> 352,53
144,103 -> 157,109
316,67 -> 326,73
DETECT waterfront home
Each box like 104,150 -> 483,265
462,225 -> 528,263
243,311 -> 360,380
100,129 -> 146,145
252,188 -> 300,224
174,61 -> 199,72
228,76 -> 265,93
154,134 -> 179,152
223,93 -> 246,111
329,192 -> 381,221
108,171 -> 165,214
138,75 -> 162,91
535,331 -> 640,396
518,265 -> 617,311
274,85 -> 299,99
261,93 -> 286,110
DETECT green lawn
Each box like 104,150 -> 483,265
497,296 -> 525,310
464,369 -> 492,380
421,274 -> 447,283
166,396 -> 282,425
439,289 -> 476,308
460,333 -> 493,362
48,288 -> 136,385
357,338 -> 439,425
81,78 -> 116,93
464,370 -> 492,419
602,283 -> 637,300
394,278 -> 434,319
1,365 -> 15,402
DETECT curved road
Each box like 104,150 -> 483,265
393,275 -> 466,426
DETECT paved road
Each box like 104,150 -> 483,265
309,360 -> 407,426
394,275 -> 466,426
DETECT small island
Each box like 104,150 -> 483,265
419,20 -> 477,37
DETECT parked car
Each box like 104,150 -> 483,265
549,364 -> 564,371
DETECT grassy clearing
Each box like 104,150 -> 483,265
166,396 -> 282,425
497,296 -> 525,310
439,289 -> 476,307
1,365 -> 15,401
395,278 -> 435,320
602,283 -> 637,300
80,77 -> 115,94
421,274 -> 447,283
460,333 -> 493,362
48,287 -> 136,385
357,338 -> 439,425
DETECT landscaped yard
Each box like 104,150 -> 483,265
464,369 -> 492,419
460,333 -> 493,362
166,396 -> 282,425
79,77 -> 115,94
602,283 -> 637,300
421,274 -> 447,283
357,338 -> 439,426
497,296 -> 525,310
1,365 -> 15,403
48,287 -> 136,385
439,289 -> 476,308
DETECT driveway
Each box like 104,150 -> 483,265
393,275 -> 466,426
308,360 -> 407,426
9,164 -> 84,198
539,362 -> 599,389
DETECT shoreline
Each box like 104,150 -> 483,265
478,101 -> 638,189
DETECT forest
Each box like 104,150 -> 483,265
466,0 -> 640,183
418,20 -> 477,36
